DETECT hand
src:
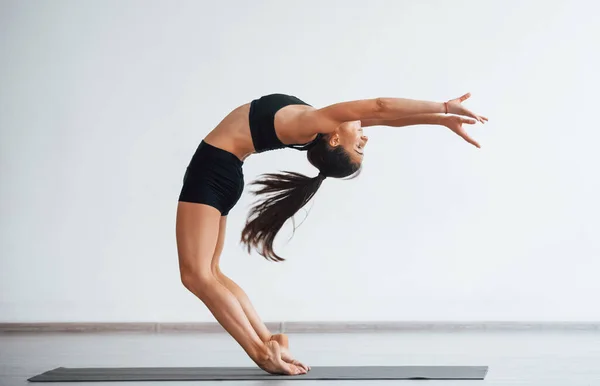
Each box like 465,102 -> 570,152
443,115 -> 481,148
446,93 -> 488,124
270,333 -> 310,372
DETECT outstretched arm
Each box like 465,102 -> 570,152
362,113 -> 483,148
361,113 -> 447,128
315,97 -> 447,124
297,93 -> 487,136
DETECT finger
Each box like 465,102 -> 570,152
461,117 -> 477,124
473,114 -> 488,123
459,92 -> 471,102
464,135 -> 481,148
456,129 -> 479,147
460,107 -> 478,120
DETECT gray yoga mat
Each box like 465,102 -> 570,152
29,365 -> 488,382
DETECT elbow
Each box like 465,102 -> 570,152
373,97 -> 389,117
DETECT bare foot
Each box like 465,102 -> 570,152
256,340 -> 306,375
270,333 -> 310,372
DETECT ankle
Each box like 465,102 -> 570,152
250,341 -> 270,365
269,333 -> 288,346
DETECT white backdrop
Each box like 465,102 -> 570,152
1,0 -> 599,322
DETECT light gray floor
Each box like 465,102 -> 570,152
1,331 -> 599,385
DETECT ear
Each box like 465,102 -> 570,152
328,133 -> 341,147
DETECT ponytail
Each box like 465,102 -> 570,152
241,171 -> 324,262
241,134 -> 362,261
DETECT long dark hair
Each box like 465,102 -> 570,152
241,135 -> 362,261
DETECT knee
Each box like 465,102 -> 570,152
180,268 -> 217,298
211,265 -> 223,278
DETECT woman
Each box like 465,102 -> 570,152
176,92 -> 487,375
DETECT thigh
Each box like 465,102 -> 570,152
211,216 -> 228,274
176,201 -> 222,276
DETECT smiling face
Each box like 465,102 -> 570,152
327,120 -> 369,163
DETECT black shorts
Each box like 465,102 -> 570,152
178,141 -> 244,216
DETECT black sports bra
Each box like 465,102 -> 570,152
248,93 -> 322,153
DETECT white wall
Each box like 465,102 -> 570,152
1,0 -> 599,323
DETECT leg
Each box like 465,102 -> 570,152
176,202 -> 266,360
211,216 -> 310,371
176,202 -> 303,375
210,216 -> 273,342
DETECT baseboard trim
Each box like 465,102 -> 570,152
0,322 -> 283,334
282,321 -> 600,332
1,321 -> 599,334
